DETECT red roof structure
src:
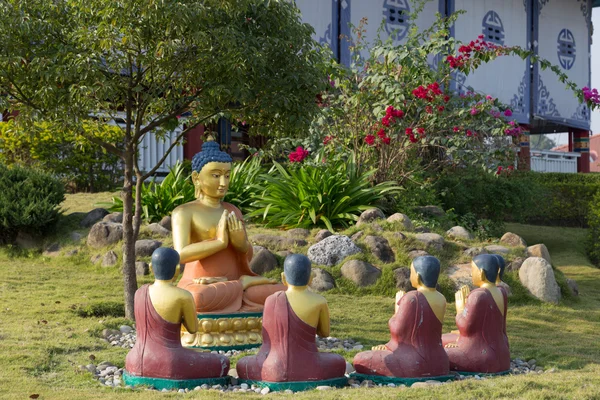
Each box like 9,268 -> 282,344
552,134 -> 600,172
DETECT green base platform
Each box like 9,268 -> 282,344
351,372 -> 455,386
455,369 -> 511,377
123,371 -> 230,390
238,376 -> 348,392
187,343 -> 260,352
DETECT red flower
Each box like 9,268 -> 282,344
289,146 -> 309,163
385,105 -> 395,115
453,126 -> 460,132
504,109 -> 513,117
323,136 -> 333,145
405,128 -> 413,136
377,129 -> 386,138
438,105 -> 445,112
425,105 -> 433,114
409,134 -> 418,143
417,127 -> 425,136
381,116 -> 391,127
466,130 -> 473,137
393,109 -> 404,118
444,95 -> 450,102
496,166 -> 503,175
383,137 -> 391,145
365,134 -> 376,146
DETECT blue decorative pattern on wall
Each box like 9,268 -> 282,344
319,23 -> 332,46
537,0 -> 550,14
482,11 -> 505,45
383,0 -> 410,41
571,103 -> 589,122
557,29 -> 576,70
536,77 -> 560,117
510,69 -> 528,116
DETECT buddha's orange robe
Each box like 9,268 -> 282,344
177,203 -> 284,313
353,291 -> 449,378
236,291 -> 346,382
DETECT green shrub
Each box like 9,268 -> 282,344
99,161 -> 195,223
436,169 -> 541,224
0,120 -> 123,192
223,156 -> 264,216
72,301 -> 124,318
250,154 -> 401,230
586,190 -> 600,267
0,164 -> 65,243
522,172 -> 600,227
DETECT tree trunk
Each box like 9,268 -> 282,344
122,152 -> 138,320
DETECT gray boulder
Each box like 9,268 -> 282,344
90,254 -> 102,264
415,205 -> 445,218
392,232 -> 407,241
102,212 -> 123,224
135,239 -> 162,257
276,250 -> 292,259
102,250 -> 119,267
415,233 -> 445,251
307,235 -> 362,267
414,226 -> 431,233
136,261 -> 150,276
386,213 -> 413,231
408,250 -> 430,259
519,257 -> 561,304
393,267 -> 413,291
447,263 -> 475,290
341,260 -> 381,287
80,208 -> 110,227
287,228 -> 310,239
69,231 -> 83,242
507,257 -> 525,272
464,247 -> 488,257
87,222 -> 123,248
357,208 -> 385,226
527,244 -> 552,265
146,223 -> 171,237
485,245 -> 510,255
250,247 -> 279,275
364,235 -> 395,263
159,216 -> 172,231
43,242 -> 61,257
309,268 -> 336,292
446,226 -> 473,240
350,231 -> 364,242
566,279 -> 579,296
500,232 -> 527,248
250,234 -> 308,251
314,229 -> 333,243
371,223 -> 384,233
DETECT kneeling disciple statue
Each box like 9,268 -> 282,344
123,248 -> 230,390
443,254 -> 510,375
352,256 -> 452,384
236,254 -> 347,391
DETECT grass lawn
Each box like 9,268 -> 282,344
1,200 -> 600,399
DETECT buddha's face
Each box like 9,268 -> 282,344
192,162 -> 231,199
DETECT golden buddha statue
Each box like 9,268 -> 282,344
172,137 -> 285,314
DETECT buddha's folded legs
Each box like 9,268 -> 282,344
183,281 -> 244,313
442,333 -> 459,347
242,284 -> 287,311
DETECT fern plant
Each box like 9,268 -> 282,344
250,154 -> 401,230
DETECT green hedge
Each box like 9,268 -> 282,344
0,164 -> 65,243
436,170 -> 600,228
587,190 -> 600,267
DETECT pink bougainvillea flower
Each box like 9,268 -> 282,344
504,109 -> 513,117
381,116 -> 391,127
289,146 -> 309,163
470,107 -> 478,116
393,109 -> 404,118
417,127 -> 425,136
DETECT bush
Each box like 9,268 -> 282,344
0,164 -> 65,243
522,172 -> 600,227
250,154 -> 401,230
587,190 -> 600,267
436,169 -> 540,224
0,120 -> 123,192
223,156 -> 264,216
100,161 -> 195,223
